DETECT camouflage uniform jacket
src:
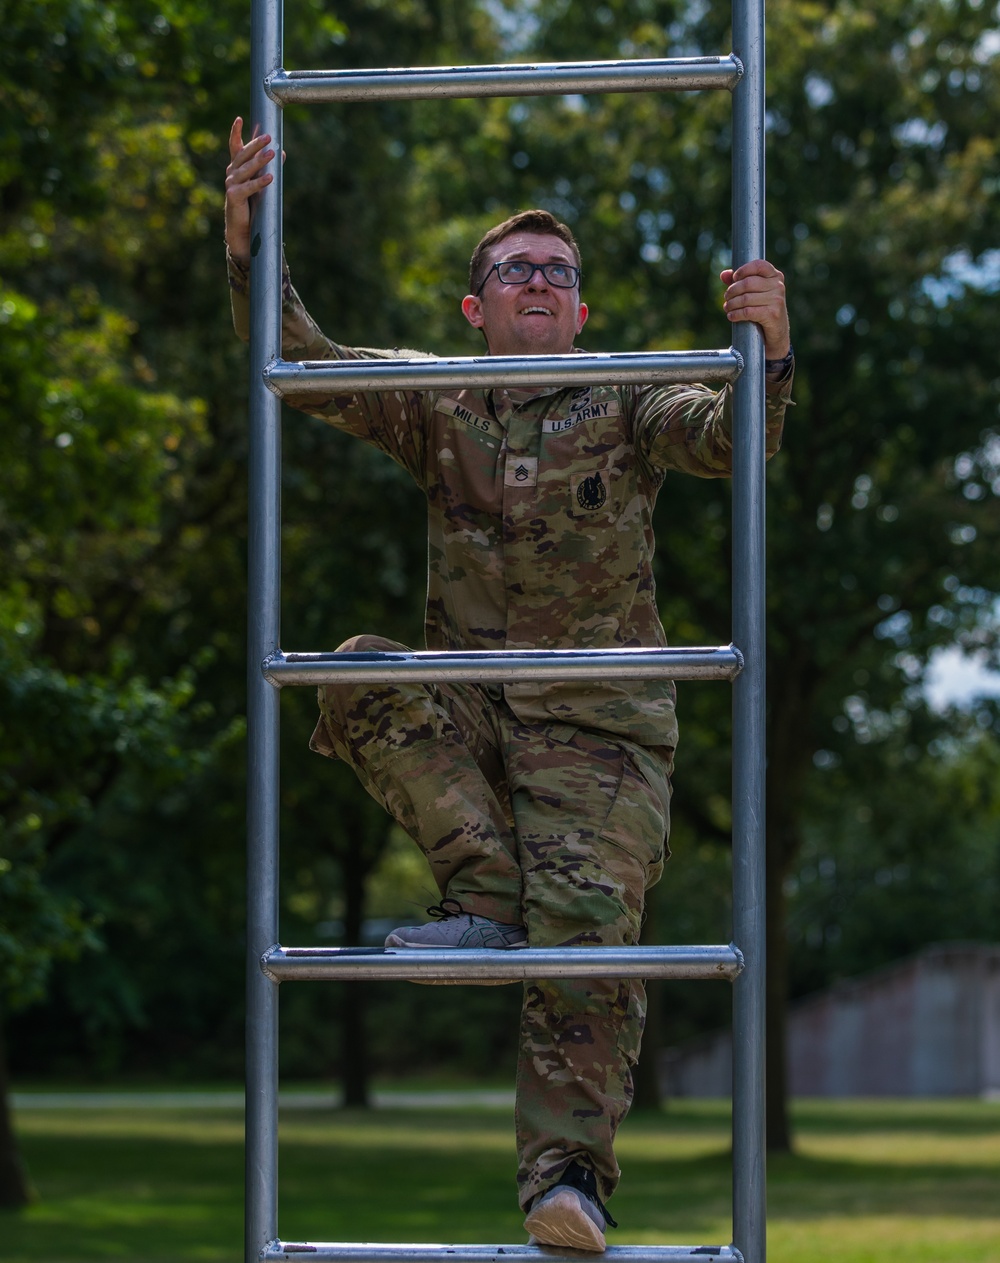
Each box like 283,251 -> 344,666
229,252 -> 792,746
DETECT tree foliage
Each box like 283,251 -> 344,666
342,0 -> 1000,1144
2,0 -> 999,1208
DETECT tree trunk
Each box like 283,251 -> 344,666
338,983 -> 370,1109
0,1016 -> 33,1209
338,838 -> 371,1109
763,678 -> 812,1155
764,836 -> 792,1152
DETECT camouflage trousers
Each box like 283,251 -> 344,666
310,635 -> 673,1211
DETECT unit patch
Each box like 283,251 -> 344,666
575,470 -> 609,510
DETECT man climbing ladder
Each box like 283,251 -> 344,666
227,116 -> 792,1252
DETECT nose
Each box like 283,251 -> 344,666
525,266 -> 549,289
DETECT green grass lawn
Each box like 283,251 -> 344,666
5,1096 -> 999,1262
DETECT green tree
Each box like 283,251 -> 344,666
759,0 -> 1000,1148
788,708 -> 1000,994
1,0 -> 514,1202
368,0 -> 1000,1146
1,0 -> 254,1204
0,267 -> 225,1204
4,0 -> 999,1202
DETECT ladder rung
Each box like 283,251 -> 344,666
263,349 -> 743,398
262,945 -> 744,984
264,1245 -> 742,1262
264,646 -> 743,689
266,56 -> 743,104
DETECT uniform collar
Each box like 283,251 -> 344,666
489,346 -> 586,410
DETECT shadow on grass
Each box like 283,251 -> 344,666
4,1127 -> 244,1262
788,1097 -> 1000,1136
764,1147 -> 1000,1220
5,1102 -> 999,1261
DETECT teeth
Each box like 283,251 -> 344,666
522,307 -> 552,315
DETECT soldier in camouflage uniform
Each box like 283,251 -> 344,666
226,117 -> 793,1252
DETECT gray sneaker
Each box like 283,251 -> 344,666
384,898 -> 527,950
523,1161 -> 616,1253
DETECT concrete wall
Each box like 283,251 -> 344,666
662,943 -> 1000,1098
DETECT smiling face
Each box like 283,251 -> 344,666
461,231 -> 588,357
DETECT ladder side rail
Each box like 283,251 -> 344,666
264,645 -> 742,687
247,0 -> 284,1259
264,348 -> 742,395
267,55 -> 742,102
730,0 -> 767,1261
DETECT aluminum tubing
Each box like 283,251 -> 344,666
266,55 -> 742,103
265,1246 -> 743,1263
246,1 -> 283,1260
730,0 -> 768,1261
262,944 -> 744,984
264,646 -> 743,688
263,349 -> 742,397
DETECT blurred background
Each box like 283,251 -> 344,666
2,0 -> 999,1225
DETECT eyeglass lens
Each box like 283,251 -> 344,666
496,261 -> 579,288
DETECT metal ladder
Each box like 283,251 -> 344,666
245,2 -> 767,1261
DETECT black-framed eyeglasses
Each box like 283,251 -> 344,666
475,259 -> 581,296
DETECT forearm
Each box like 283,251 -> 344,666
635,368 -> 793,477
227,246 -> 336,361
225,246 -> 434,478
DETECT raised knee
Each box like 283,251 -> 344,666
335,634 -> 410,654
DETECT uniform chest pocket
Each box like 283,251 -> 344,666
567,468 -> 618,521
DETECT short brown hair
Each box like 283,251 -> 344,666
468,209 -> 582,294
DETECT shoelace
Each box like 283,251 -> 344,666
426,897 -> 468,921
557,1160 -> 618,1229
425,897 -> 526,948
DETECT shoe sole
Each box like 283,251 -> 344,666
383,936 -> 523,985
383,935 -> 527,949
523,1190 -> 607,1252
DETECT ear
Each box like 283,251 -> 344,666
461,294 -> 485,330
576,302 -> 589,334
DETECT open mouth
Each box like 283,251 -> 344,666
520,306 -> 553,317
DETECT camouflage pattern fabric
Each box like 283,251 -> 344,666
312,636 -> 672,1207
230,251 -> 791,1209
229,251 -> 791,746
